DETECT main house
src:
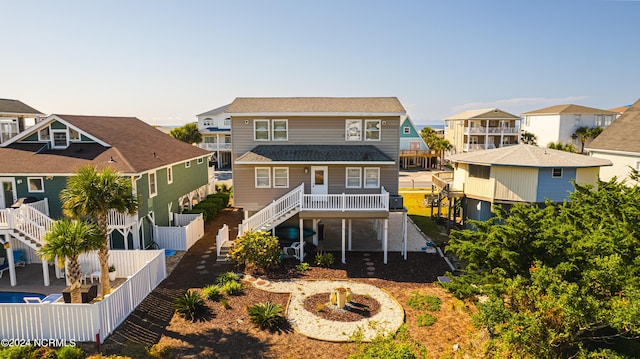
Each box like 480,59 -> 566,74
520,104 -> 617,148
196,104 -> 232,169
431,144 -> 612,226
444,108 -> 521,154
226,97 -> 406,263
0,114 -> 211,285
0,99 -> 44,145
587,97 -> 640,183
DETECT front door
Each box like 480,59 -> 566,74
0,178 -> 16,209
311,166 -> 328,195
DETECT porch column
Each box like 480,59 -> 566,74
341,219 -> 346,264
383,219 -> 388,264
299,218 -> 304,263
42,259 -> 50,286
7,246 -> 16,286
244,210 -> 249,220
312,219 -> 319,246
403,212 -> 408,260
348,219 -> 352,251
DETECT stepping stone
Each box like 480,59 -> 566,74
201,254 -> 210,259
208,246 -> 216,250
363,253 -> 370,257
199,270 -> 209,275
196,265 -> 206,270
205,250 -> 212,254
367,266 -> 375,271
367,271 -> 375,276
200,260 -> 206,264
365,262 -> 374,266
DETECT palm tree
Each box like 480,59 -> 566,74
431,138 -> 453,170
60,165 -> 138,296
547,141 -> 578,153
572,126 -> 591,153
520,131 -> 537,145
39,219 -> 103,303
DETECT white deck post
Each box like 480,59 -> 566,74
403,212 -> 408,260
341,219 -> 346,264
348,219 -> 352,251
383,218 -> 388,264
312,219 -> 319,246
299,218 -> 304,263
42,259 -> 50,286
7,246 -> 16,286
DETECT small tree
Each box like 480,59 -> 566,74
520,131 -> 537,145
228,230 -> 282,273
169,123 -> 202,145
39,219 -> 103,303
547,141 -> 577,153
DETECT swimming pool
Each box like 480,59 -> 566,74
0,292 -> 45,303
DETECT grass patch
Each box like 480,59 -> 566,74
416,313 -> 437,327
406,291 -> 442,312
401,190 -> 449,244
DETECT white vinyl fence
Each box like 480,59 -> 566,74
153,214 -> 204,251
0,250 -> 166,344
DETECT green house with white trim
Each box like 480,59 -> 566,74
0,114 -> 211,251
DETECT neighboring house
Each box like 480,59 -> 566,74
399,116 -> 434,169
609,104 -> 631,118
431,144 -> 611,225
196,104 -> 232,169
0,114 -> 211,255
227,97 -> 406,263
587,98 -> 640,183
444,108 -> 520,154
521,104 -> 617,148
0,99 -> 44,145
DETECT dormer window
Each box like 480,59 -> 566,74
69,128 -> 80,141
52,131 -> 68,148
39,127 -> 50,141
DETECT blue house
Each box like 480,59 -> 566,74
399,116 -> 433,169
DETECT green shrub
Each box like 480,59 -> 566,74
208,191 -> 230,207
216,271 -> 240,285
193,201 -> 219,218
205,197 -> 224,210
416,313 -> 437,327
215,183 -> 232,193
222,280 -> 244,296
202,284 -> 223,301
229,230 -> 282,272
406,292 -> 441,312
56,346 -> 84,359
296,262 -> 310,271
247,302 -> 286,330
33,346 -> 57,359
147,343 -> 172,359
183,208 -> 208,221
314,251 -> 335,267
0,345 -> 35,359
174,290 -> 206,320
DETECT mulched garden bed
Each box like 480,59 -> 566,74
303,292 -> 381,322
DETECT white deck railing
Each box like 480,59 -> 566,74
0,250 -> 166,344
198,142 -> 232,151
302,188 -> 389,211
0,206 -> 53,250
216,224 -> 230,258
153,214 -> 204,251
107,209 -> 137,229
238,184 -> 304,234
25,198 -> 49,216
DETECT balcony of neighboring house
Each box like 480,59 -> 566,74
463,119 -> 520,136
0,121 -> 20,145
198,142 -> 232,151
463,132 -> 518,152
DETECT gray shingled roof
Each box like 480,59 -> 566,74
227,97 -> 406,114
522,104 -> 616,115
450,144 -> 611,168
236,145 -> 395,163
587,98 -> 640,153
0,99 -> 43,116
197,104 -> 231,117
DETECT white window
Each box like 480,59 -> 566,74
69,128 -> 80,141
403,127 -> 410,134
255,167 -> 270,188
198,157 -> 204,164
595,115 -> 603,127
635,161 -> 640,171
470,136 -> 478,144
273,167 -> 289,188
28,177 -> 44,192
345,120 -> 362,141
223,118 -> 231,126
38,127 -> 50,141
552,168 -> 563,178
365,120 -> 381,141
604,115 -> 613,126
185,161 -> 191,168
167,166 -> 173,184
52,131 -> 67,148
346,167 -> 362,188
254,120 -> 270,141
502,137 -> 510,145
203,118 -> 213,126
272,120 -> 288,141
574,114 -> 581,126
364,168 -> 380,188
149,171 -> 157,197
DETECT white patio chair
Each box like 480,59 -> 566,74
282,242 -> 306,261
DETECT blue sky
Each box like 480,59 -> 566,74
2,0 -> 638,126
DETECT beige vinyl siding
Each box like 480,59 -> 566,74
575,167 -> 600,187
465,177 -> 495,200
233,164 -> 397,211
231,116 -> 400,160
493,166 -> 538,202
445,120 -> 465,154
453,165 -> 467,191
